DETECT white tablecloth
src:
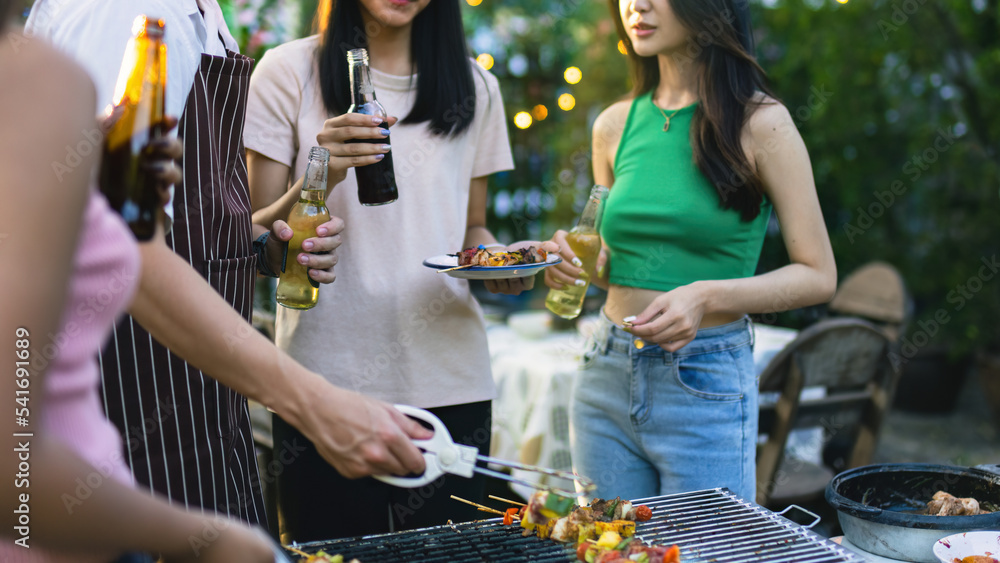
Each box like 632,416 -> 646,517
488,311 -> 800,499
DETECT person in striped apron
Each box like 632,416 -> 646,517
25,0 -> 430,532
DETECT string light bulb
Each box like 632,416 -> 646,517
558,93 -> 576,111
476,53 -> 494,70
564,66 -> 582,85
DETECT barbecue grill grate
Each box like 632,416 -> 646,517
288,488 -> 865,562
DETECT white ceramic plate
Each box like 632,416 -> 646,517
422,253 -> 562,280
934,531 -> 1000,563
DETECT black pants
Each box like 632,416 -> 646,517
272,401 -> 492,543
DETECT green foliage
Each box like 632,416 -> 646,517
461,0 -> 629,243
755,0 -> 1000,355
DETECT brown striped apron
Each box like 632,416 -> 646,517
99,49 -> 266,526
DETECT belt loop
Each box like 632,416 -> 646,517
747,315 -> 756,348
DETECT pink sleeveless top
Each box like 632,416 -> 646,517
3,191 -> 141,562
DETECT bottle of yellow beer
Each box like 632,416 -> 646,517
276,147 -> 332,310
99,15 -> 167,241
545,184 -> 609,319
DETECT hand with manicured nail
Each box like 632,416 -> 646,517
316,113 -> 399,188
623,283 -> 708,352
267,216 -> 345,284
543,229 -> 610,291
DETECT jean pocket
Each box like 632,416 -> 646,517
674,349 -> 743,402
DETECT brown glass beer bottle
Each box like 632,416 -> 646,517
99,15 -> 167,241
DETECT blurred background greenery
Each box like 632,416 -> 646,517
221,0 -> 999,368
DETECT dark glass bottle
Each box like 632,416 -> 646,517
346,48 -> 398,206
99,15 -> 167,240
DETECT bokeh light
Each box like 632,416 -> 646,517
564,66 -> 582,85
532,104 -> 549,121
557,93 -> 576,111
513,111 -> 533,129
475,53 -> 494,70
466,0 -> 483,6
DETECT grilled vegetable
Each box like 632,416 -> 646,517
595,520 -> 635,538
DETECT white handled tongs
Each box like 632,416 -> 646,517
375,405 -> 594,498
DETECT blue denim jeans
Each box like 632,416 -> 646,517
570,310 -> 758,501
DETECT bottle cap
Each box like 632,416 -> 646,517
309,146 -> 331,165
133,15 -> 165,39
347,48 -> 369,66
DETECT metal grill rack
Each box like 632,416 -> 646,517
635,488 -> 864,562
288,488 -> 864,562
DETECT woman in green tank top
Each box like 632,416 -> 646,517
544,0 -> 837,501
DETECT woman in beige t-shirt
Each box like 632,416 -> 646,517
245,0 -> 549,542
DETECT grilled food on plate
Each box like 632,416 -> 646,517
454,245 -> 548,267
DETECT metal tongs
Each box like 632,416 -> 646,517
375,405 -> 595,497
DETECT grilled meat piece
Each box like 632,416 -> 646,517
926,491 -> 989,516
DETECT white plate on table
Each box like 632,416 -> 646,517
422,253 -> 562,280
934,531 -> 1000,563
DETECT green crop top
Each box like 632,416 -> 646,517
601,92 -> 772,292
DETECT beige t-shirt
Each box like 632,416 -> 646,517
244,36 -> 514,407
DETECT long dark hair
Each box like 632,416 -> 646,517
611,0 -> 776,221
315,0 -> 476,137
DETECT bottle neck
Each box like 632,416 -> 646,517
576,206 -> 599,231
575,186 -> 608,232
300,158 -> 329,203
349,61 -> 376,107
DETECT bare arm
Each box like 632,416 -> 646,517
247,148 -> 303,227
463,175 -> 501,249
698,102 -> 837,314
0,37 -> 271,561
628,101 -> 837,349
128,238 -> 429,478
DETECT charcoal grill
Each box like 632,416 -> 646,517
288,488 -> 864,562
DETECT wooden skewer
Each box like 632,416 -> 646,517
437,264 -> 475,273
284,545 -> 310,557
451,495 -> 519,519
489,494 -> 526,507
451,494 -> 504,515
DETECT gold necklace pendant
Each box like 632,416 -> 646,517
654,101 -> 683,133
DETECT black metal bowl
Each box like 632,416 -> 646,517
825,463 -> 1000,561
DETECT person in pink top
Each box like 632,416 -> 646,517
0,2 -> 429,561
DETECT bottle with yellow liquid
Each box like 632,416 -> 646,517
276,147 -> 331,309
545,184 -> 609,319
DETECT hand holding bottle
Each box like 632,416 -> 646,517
266,215 -> 344,285
544,185 -> 609,319
544,229 -> 610,291
315,113 -> 397,188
